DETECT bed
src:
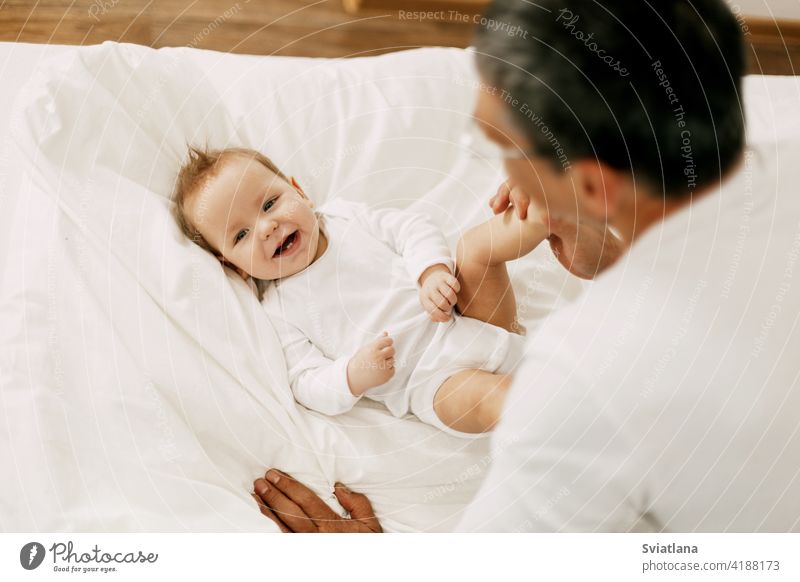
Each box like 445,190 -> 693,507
0,41 -> 797,532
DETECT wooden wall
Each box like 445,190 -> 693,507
0,0 -> 796,74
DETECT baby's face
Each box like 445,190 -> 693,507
186,155 -> 322,281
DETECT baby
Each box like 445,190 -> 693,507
172,146 -> 548,436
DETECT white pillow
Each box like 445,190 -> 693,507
1,41 -> 507,532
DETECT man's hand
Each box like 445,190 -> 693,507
346,332 -> 395,396
252,469 -> 382,533
489,179 -> 531,220
418,264 -> 460,322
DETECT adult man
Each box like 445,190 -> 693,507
253,0 -> 800,531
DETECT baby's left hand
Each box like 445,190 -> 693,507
418,264 -> 460,323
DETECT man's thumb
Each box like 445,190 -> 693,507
334,483 -> 382,532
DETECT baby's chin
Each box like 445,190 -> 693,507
250,230 -> 321,281
253,258 -> 314,281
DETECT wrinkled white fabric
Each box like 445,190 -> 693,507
0,41 -> 586,532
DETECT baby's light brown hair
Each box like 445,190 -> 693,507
172,145 -> 289,300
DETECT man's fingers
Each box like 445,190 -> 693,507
334,483 -> 383,533
251,492 -> 291,533
263,470 -> 342,528
254,476 -> 319,533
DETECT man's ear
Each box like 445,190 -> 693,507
571,159 -> 621,223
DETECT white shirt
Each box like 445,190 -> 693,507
458,140 -> 800,532
262,198 -> 454,417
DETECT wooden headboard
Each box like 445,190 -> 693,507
746,17 -> 800,74
345,0 -> 799,75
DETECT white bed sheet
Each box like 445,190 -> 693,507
0,41 -> 586,533
1,40 -> 797,533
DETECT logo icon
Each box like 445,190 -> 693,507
20,542 -> 46,570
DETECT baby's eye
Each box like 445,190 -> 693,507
234,229 -> 247,244
262,197 -> 277,212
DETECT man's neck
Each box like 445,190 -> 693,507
618,154 -> 745,245
622,192 -> 691,246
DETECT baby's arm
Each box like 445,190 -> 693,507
268,312 -> 358,415
350,202 -> 454,286
350,202 -> 458,321
267,312 -> 394,415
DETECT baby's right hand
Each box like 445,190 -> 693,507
346,332 -> 396,396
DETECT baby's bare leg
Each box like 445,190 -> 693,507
455,207 -> 548,334
433,369 -> 513,433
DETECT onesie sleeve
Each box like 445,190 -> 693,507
266,310 -> 362,416
332,199 -> 454,285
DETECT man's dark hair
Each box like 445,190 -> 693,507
474,0 -> 745,197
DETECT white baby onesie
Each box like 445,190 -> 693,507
261,198 -> 525,436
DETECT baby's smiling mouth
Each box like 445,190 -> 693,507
273,231 -> 298,258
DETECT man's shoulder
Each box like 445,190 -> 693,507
513,261 -> 678,403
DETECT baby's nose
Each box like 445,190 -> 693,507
257,218 -> 277,240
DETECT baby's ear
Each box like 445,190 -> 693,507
290,177 -> 315,209
230,263 -> 250,282
290,176 -> 309,197
217,254 -> 250,282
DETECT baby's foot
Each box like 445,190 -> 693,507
458,206 -> 549,268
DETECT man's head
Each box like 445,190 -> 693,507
473,0 -> 745,269
172,146 -> 324,291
